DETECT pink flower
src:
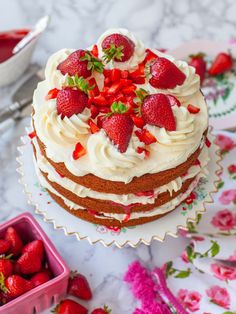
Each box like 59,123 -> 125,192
211,209 -> 236,230
181,251 -> 189,263
228,250 -> 236,262
215,134 -> 236,153
177,289 -> 202,312
228,164 -> 236,174
211,263 -> 236,281
219,190 -> 236,205
206,285 -> 230,309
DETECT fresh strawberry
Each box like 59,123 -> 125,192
45,88 -> 59,100
0,258 -> 13,278
91,305 -> 111,314
149,57 -> 186,89
135,129 -> 157,145
208,52 -> 233,76
53,299 -> 88,314
144,48 -> 158,63
72,142 -> 86,160
28,131 -> 36,139
90,105 -> 99,119
187,104 -> 200,114
90,94 -> 108,106
68,272 -> 92,300
22,239 -> 45,261
57,50 -> 91,78
4,275 -> 33,298
31,270 -> 51,288
102,33 -> 135,62
57,88 -> 88,118
141,94 -> 176,131
88,119 -> 100,134
120,70 -> 129,79
5,227 -> 23,257
107,81 -> 123,94
110,68 -> 121,82
136,147 -> 150,158
131,115 -> 145,128
91,44 -> 99,58
0,239 -> 11,255
189,53 -> 206,84
17,251 -> 41,275
97,115 -> 107,128
166,94 -> 181,107
103,114 -> 134,153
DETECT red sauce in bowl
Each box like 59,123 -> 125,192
0,28 -> 30,63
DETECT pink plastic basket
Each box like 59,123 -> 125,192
0,212 -> 70,314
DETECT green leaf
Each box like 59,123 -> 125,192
80,52 -> 104,73
165,261 -> 173,277
222,312 -> 236,314
217,181 -> 225,190
210,240 -> 220,257
222,86 -> 231,101
65,75 -> 94,94
111,101 -> 128,114
174,268 -> 191,278
186,245 -> 194,263
102,44 -> 124,63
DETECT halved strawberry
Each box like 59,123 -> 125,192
144,49 -> 158,63
189,53 -> 206,84
135,129 -> 157,145
120,70 -> 129,79
136,147 -> 150,158
88,78 -> 99,97
102,33 -> 135,62
57,50 -> 91,78
149,57 -> 186,89
208,52 -> 233,76
73,143 -> 86,160
141,94 -> 176,131
45,88 -> 59,100
88,119 -> 100,134
57,88 -> 88,118
187,104 -> 200,114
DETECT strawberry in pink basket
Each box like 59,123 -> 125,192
68,271 -> 92,300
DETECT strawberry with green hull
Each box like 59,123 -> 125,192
1,274 -> 33,298
0,256 -> 13,278
91,305 -> 112,314
53,299 -> 88,314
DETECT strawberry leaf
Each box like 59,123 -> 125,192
102,44 -> 124,63
66,74 -> 94,94
111,101 -> 128,114
80,52 -> 104,73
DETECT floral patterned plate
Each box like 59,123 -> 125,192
169,39 -> 236,130
17,130 -> 221,248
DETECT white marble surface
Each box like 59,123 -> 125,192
0,0 -> 235,312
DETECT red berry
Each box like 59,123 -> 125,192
189,54 -> 206,84
57,50 -> 91,78
141,94 -> 176,131
166,94 -> 181,107
208,52 -> 233,76
91,44 -> 99,58
135,129 -> 157,145
0,239 -> 11,255
31,270 -> 51,288
91,305 -> 111,314
5,227 -> 23,257
72,142 -> 86,160
88,119 -> 100,134
110,68 -> 121,82
68,272 -> 92,300
102,33 -> 135,62
28,131 -> 36,139
5,275 -> 33,298
22,240 -> 45,261
17,252 -> 42,275
45,88 -> 59,100
144,48 -> 158,63
0,258 -> 13,278
57,88 -> 88,118
136,147 -> 150,158
131,115 -> 145,128
54,299 -> 88,314
103,114 -> 134,153
149,57 -> 186,89
187,104 -> 200,114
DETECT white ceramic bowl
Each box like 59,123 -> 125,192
0,36 -> 39,87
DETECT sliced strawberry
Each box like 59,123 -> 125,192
144,49 -> 158,63
141,94 -> 176,131
90,94 -> 108,106
57,88 -> 88,118
135,129 -> 157,145
208,52 -> 233,76
120,70 -> 129,79
88,119 -> 100,134
110,68 -> 121,82
131,115 -> 145,128
122,85 -> 137,95
88,78 -> 99,97
136,147 -> 150,158
90,105 -> 99,119
102,33 -> 135,62
99,107 -> 110,114
135,190 -> 154,197
166,94 -> 181,107
73,143 -> 86,160
107,81 -> 123,94
131,76 -> 145,84
45,88 -> 59,100
91,44 -> 99,58
150,57 -> 186,89
189,53 -> 206,84
28,131 -> 36,139
103,114 -> 134,153
104,77 -> 111,86
57,50 -> 91,78
187,104 -> 200,114
103,69 -> 112,78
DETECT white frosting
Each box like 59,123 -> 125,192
33,138 -> 209,206
33,28 -> 208,183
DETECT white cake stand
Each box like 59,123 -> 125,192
17,128 -> 221,248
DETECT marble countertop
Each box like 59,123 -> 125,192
0,0 -> 236,312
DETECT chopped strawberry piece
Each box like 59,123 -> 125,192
137,147 -> 150,158
88,78 -> 99,97
205,137 -> 211,148
72,143 -> 86,160
120,79 -> 133,86
91,94 -> 108,106
131,76 -> 146,84
135,129 -> 157,145
45,88 -> 59,100
121,70 -> 129,79
88,119 -> 100,134
166,94 -> 181,107
144,49 -> 158,63
103,69 -> 112,78
112,93 -> 126,103
107,81 -> 123,94
110,68 -> 121,82
131,115 -> 145,128
122,85 -> 137,95
135,190 -> 154,198
90,105 -> 99,119
104,77 -> 111,86
187,104 -> 200,114
99,106 -> 110,114
129,62 -> 145,78
91,44 -> 99,58
28,131 -> 36,139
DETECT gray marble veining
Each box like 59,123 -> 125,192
0,0 -> 235,312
